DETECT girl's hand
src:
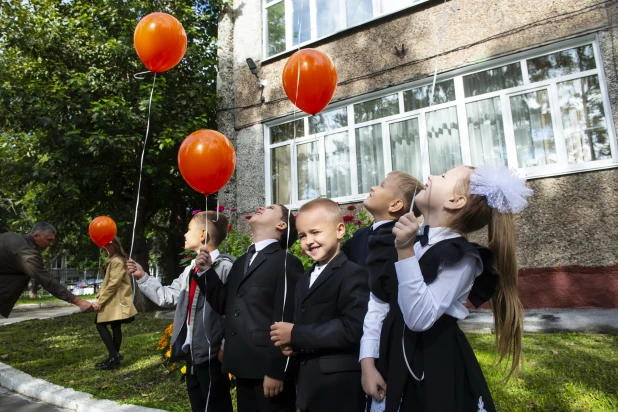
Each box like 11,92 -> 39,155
93,302 -> 101,311
361,358 -> 387,401
393,212 -> 419,249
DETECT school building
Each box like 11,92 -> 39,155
216,0 -> 618,309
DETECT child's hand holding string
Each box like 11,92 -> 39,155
393,212 -> 418,260
195,246 -> 212,272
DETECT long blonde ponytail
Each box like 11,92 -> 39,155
487,210 -> 524,380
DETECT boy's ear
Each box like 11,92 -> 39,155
388,199 -> 404,214
336,222 -> 346,239
275,220 -> 288,232
444,194 -> 467,211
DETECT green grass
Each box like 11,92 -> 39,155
16,294 -> 96,305
0,313 -> 616,411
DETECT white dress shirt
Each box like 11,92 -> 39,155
249,239 -> 279,266
309,264 -> 326,287
359,227 -> 481,360
372,220 -> 392,231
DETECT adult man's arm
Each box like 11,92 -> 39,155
19,249 -> 92,312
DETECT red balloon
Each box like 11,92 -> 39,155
89,216 -> 117,247
178,130 -> 236,195
282,49 -> 338,116
134,12 -> 187,73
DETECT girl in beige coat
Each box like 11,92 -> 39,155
93,237 -> 137,369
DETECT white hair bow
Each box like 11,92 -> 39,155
469,165 -> 533,214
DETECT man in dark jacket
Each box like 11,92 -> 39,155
0,222 -> 93,318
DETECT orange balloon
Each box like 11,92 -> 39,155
134,12 -> 187,73
282,49 -> 338,116
178,130 -> 236,195
88,216 -> 117,247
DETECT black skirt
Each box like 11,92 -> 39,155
95,315 -> 136,325
379,312 -> 495,412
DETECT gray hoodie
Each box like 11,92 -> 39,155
136,253 -> 234,366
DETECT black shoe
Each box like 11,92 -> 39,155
95,357 -> 108,368
97,353 -> 122,370
95,353 -> 122,368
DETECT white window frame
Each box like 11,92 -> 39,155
264,35 -> 618,208
262,0 -> 431,60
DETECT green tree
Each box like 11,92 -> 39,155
0,0 -> 226,309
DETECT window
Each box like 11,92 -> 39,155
265,37 -> 616,206
264,0 -> 430,58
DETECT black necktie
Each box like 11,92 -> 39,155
244,244 -> 256,276
415,225 -> 430,247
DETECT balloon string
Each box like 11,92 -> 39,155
129,72 -> 157,259
409,0 -> 452,230
429,0 -> 449,106
205,195 -> 209,247
134,70 -> 152,80
214,196 -> 220,222
282,0 -> 305,374
128,71 -> 156,303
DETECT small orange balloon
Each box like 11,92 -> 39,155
282,49 -> 338,115
89,216 -> 117,247
134,12 -> 187,73
178,130 -> 236,195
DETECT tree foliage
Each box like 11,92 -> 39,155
0,0 -> 226,289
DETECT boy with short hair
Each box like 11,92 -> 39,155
194,204 -> 304,412
342,171 -> 424,268
128,211 -> 234,412
270,198 -> 369,412
355,172 -> 424,406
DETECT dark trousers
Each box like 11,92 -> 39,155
235,377 -> 296,412
186,354 -> 233,412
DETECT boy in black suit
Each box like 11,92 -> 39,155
194,204 -> 304,412
342,171 -> 424,268
270,198 -> 369,412
355,171 -> 423,407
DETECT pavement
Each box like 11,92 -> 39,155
460,308 -> 618,334
0,386 -> 68,412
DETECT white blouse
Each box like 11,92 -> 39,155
359,227 -> 483,361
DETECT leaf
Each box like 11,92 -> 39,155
551,350 -> 558,355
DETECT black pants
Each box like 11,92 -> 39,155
235,377 -> 296,412
186,354 -> 233,412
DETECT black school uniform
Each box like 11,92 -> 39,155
341,226 -> 371,267
290,251 -> 369,412
195,241 -> 304,412
375,234 -> 498,412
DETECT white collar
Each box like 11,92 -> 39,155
372,220 -> 394,231
312,263 -> 326,273
253,238 -> 279,252
414,226 -> 461,259
210,249 -> 220,261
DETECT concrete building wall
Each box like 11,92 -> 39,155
216,0 -> 618,307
